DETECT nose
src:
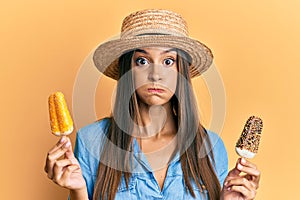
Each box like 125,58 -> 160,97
148,63 -> 162,82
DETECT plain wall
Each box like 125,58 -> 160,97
1,0 -> 299,199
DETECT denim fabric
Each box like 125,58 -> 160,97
74,118 -> 228,200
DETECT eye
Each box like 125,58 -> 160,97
135,57 -> 149,66
163,58 -> 175,67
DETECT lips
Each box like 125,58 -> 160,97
147,88 -> 165,93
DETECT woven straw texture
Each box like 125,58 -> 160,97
93,9 -> 213,80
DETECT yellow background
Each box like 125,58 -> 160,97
1,0 -> 299,199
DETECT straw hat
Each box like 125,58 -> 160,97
93,9 -> 213,80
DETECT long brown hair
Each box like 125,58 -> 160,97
93,50 -> 221,200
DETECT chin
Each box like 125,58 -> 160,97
148,100 -> 174,107
145,101 -> 167,106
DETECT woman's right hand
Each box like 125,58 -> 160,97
44,136 -> 86,191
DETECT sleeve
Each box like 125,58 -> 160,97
73,130 -> 97,200
71,119 -> 110,200
207,131 -> 229,187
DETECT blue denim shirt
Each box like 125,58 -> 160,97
74,118 -> 228,200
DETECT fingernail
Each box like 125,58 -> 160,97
224,181 -> 228,186
241,158 -> 246,164
237,163 -> 243,170
60,136 -> 66,143
64,141 -> 71,148
227,187 -> 231,191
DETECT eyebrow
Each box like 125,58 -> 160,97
134,48 -> 177,55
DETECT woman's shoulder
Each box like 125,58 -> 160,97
205,130 -> 227,155
75,118 -> 111,156
206,130 -> 224,146
77,117 -> 110,139
74,118 -> 110,162
205,129 -> 228,185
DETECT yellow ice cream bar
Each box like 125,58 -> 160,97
235,116 -> 263,158
48,92 -> 73,136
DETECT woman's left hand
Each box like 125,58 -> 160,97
221,158 -> 261,200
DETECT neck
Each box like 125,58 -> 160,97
136,102 -> 177,138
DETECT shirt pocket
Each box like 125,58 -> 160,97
114,176 -> 137,200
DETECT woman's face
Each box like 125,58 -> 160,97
132,47 -> 178,106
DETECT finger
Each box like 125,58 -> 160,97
48,136 -> 68,154
48,140 -> 72,161
229,185 -> 256,199
64,140 -> 75,160
45,137 -> 69,171
237,161 -> 261,185
45,141 -> 72,178
237,163 -> 260,177
226,164 -> 241,177
226,177 -> 257,199
59,164 -> 81,188
229,158 -> 250,176
240,158 -> 258,169
244,174 -> 260,190
226,176 -> 254,189
52,136 -> 75,160
52,159 -> 74,182
224,158 -> 247,186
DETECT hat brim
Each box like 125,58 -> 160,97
93,35 -> 213,80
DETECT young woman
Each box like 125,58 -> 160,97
45,9 -> 260,200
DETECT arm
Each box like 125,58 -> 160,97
70,188 -> 89,200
